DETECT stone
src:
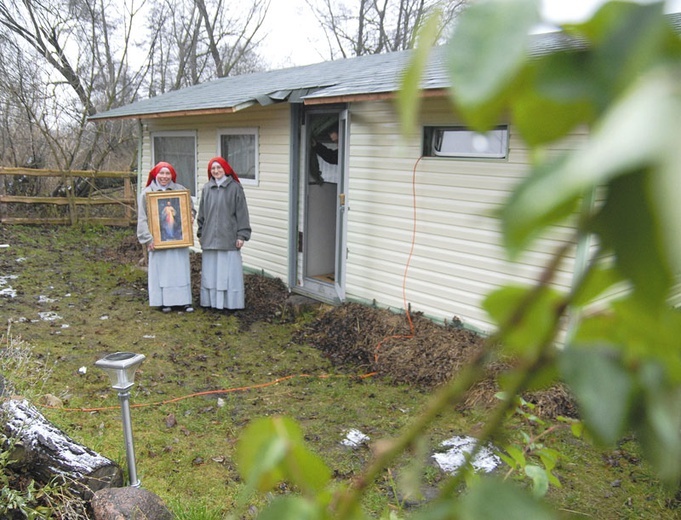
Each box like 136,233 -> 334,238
91,487 -> 173,520
284,294 -> 325,316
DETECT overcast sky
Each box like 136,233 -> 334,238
260,0 -> 681,68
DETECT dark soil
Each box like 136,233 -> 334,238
108,232 -> 577,419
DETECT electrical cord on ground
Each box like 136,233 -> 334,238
41,372 -> 378,413
373,155 -> 423,363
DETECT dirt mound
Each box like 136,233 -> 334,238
293,303 -> 485,386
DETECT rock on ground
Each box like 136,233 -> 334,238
91,487 -> 173,520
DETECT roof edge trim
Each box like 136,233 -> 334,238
303,88 -> 449,105
89,105 -> 240,122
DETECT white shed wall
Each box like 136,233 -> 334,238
345,98 -> 588,333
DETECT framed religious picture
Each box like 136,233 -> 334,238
146,190 -> 194,249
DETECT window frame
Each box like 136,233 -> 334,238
151,130 -> 198,196
422,125 -> 509,160
217,127 -> 259,186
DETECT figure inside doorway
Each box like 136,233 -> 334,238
312,123 -> 338,165
310,121 -> 340,184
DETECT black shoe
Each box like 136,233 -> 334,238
184,305 -> 194,313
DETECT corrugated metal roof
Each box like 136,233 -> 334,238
87,31 -> 599,121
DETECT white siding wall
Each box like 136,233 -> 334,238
142,104 -> 291,281
345,98 -> 588,333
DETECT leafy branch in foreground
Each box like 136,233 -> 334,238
232,1 -> 681,518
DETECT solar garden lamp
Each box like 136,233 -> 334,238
95,352 -> 146,488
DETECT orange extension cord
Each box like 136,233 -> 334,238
42,156 -> 424,415
372,155 -> 421,363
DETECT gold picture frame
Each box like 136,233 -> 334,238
146,190 -> 194,249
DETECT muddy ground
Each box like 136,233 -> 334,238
109,233 -> 576,419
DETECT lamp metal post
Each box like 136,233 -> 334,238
95,352 -> 145,488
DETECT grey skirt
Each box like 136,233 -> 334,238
200,250 -> 244,309
147,248 -> 192,307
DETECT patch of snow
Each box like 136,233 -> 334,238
38,295 -> 56,303
16,257 -> 26,263
38,312 -> 62,321
341,429 -> 370,448
5,399 -> 113,475
100,315 -> 109,320
432,435 -> 502,474
0,287 -> 17,298
0,274 -> 17,284
142,335 -> 156,339
0,274 -> 18,298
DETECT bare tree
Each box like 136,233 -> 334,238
145,0 -> 269,96
0,0 -> 271,180
306,0 -> 466,59
0,0 -> 148,174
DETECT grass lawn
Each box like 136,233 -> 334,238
1,224 -> 679,519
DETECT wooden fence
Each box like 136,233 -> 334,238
0,167 -> 137,226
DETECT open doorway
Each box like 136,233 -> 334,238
298,109 -> 348,302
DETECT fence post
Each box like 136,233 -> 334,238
62,171 -> 77,225
124,177 -> 133,222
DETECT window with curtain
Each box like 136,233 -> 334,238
218,128 -> 258,186
152,132 -> 197,195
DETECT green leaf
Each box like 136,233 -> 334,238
570,421 -> 585,439
571,264 -> 627,307
496,451 -> 518,471
502,69 -> 681,254
504,444 -> 526,469
576,295 -> 681,382
235,417 -> 291,492
483,285 -> 565,356
235,416 -> 330,494
240,434 -> 288,492
500,154 -> 580,256
524,464 -> 549,497
285,444 -> 331,493
399,12 -> 442,135
559,345 -> 634,445
651,137 -> 681,274
512,89 -> 593,146
634,362 -> 681,485
256,496 -> 322,520
588,171 -> 672,305
456,478 -> 557,520
536,447 -> 560,473
447,0 -> 540,127
579,1 -> 678,101
513,51 -> 596,145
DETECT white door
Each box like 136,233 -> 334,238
333,109 -> 349,300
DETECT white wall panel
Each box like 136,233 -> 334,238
344,98 -> 584,331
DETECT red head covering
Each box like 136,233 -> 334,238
207,156 -> 240,183
146,161 -> 178,187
